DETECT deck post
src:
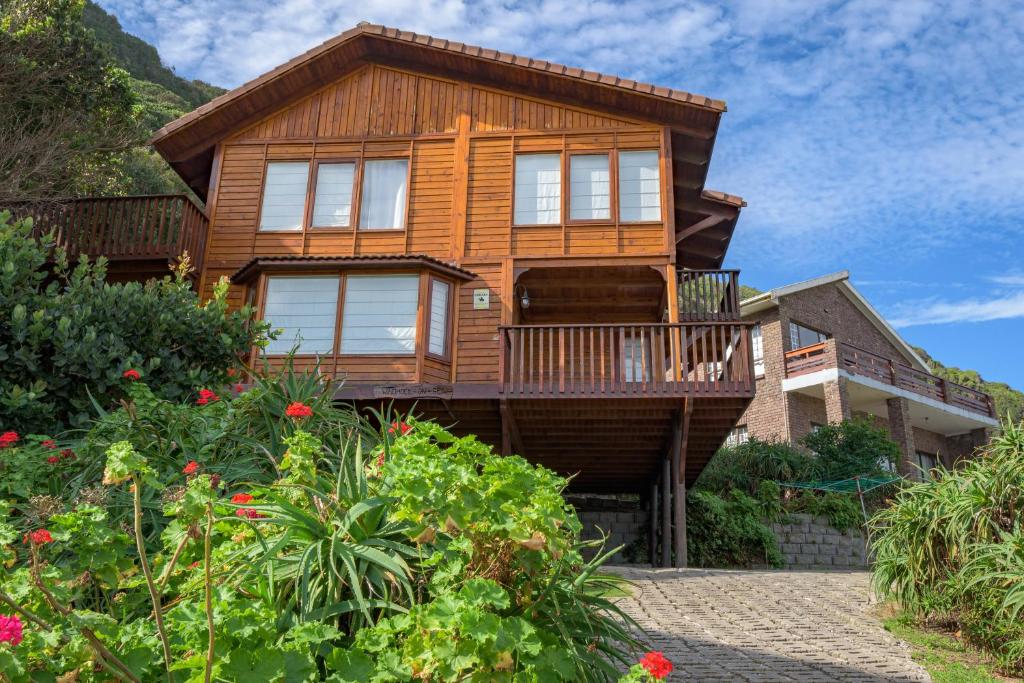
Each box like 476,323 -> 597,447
661,457 -> 671,567
669,411 -> 683,568
649,481 -> 658,567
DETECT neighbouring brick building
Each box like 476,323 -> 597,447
734,271 -> 996,479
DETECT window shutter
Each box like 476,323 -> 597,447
259,162 -> 310,231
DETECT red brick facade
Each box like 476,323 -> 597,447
736,279 -> 989,474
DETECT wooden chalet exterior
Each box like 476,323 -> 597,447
24,25 -> 757,567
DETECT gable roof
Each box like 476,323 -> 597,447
740,271 -> 930,372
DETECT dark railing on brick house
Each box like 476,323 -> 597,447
10,195 -> 209,270
676,269 -> 740,321
784,339 -> 995,418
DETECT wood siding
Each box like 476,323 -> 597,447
201,63 -> 677,386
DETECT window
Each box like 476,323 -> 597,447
622,336 -> 651,382
263,276 -> 339,354
725,425 -> 749,448
514,154 -> 561,225
341,275 -> 419,354
259,162 -> 309,231
917,451 -> 937,480
569,154 -> 610,220
311,162 -> 355,227
789,322 -> 827,350
751,323 -> 764,377
618,151 -> 661,222
359,159 -> 408,229
427,279 -> 450,357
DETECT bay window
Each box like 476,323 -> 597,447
340,275 -> 419,354
259,162 -> 310,231
514,153 -> 561,225
359,159 -> 408,230
427,279 -> 450,357
262,276 -> 339,354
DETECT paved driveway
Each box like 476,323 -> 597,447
612,567 -> 929,682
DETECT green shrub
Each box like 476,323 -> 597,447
800,418 -> 899,479
0,212 -> 267,434
785,490 -> 864,531
871,420 -> 1024,674
694,437 -> 816,496
686,489 -> 782,568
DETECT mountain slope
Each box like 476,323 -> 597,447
913,347 -> 1023,426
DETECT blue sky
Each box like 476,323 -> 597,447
98,0 -> 1024,388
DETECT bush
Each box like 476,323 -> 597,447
0,367 -> 658,681
694,437 -> 815,496
800,418 -> 899,479
0,212 -> 267,433
686,489 -> 782,568
871,420 -> 1024,674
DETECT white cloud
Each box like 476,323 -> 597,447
889,290 -> 1024,327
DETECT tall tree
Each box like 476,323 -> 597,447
0,0 -> 139,204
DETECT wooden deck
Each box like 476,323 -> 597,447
785,340 -> 995,418
14,195 -> 209,277
499,322 -> 754,399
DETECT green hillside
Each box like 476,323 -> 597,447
913,347 -> 1023,426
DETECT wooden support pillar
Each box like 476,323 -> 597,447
661,457 -> 671,567
649,481 -> 658,567
669,412 -> 683,568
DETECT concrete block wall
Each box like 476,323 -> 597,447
769,513 -> 868,569
568,495 -> 647,563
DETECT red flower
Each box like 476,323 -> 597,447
196,398 -> 209,405
376,450 -> 385,468
233,383 -> 244,393
226,367 -> 238,378
60,449 -> 75,460
388,421 -> 411,435
41,439 -> 57,449
285,402 -> 313,419
639,652 -> 672,679
47,456 -> 59,464
197,388 -> 219,405
235,508 -> 265,519
122,369 -> 141,381
230,493 -> 254,504
0,614 -> 23,647
183,461 -> 199,475
27,529 -> 53,545
0,431 -> 19,449
188,561 -> 200,569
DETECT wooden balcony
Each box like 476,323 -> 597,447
499,322 -> 755,399
14,195 -> 209,277
677,269 -> 740,321
785,340 -> 995,418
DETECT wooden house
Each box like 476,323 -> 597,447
27,25 -> 757,566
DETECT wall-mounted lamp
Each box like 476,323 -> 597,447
515,285 -> 530,309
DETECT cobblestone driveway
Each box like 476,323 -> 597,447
613,567 -> 929,682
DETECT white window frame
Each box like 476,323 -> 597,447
340,275 -> 419,355
789,322 -> 828,350
751,323 -> 765,377
617,150 -> 661,223
514,153 -> 562,226
262,276 -> 340,355
358,159 -> 409,230
426,278 -> 451,359
725,425 -> 749,448
258,161 -> 310,232
310,161 -> 356,228
569,153 -> 611,221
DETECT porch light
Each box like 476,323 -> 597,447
516,286 -> 530,309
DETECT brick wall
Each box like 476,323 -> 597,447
770,514 -> 868,569
736,308 -> 789,441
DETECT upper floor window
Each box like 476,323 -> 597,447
311,162 -> 355,227
263,276 -> 339,354
751,323 -> 764,377
569,154 -> 610,221
341,275 -> 419,354
514,153 -> 561,225
789,322 -> 827,350
359,159 -> 408,230
618,151 -> 661,222
259,162 -> 309,231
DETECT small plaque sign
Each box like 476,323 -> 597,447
373,383 -> 454,400
473,288 -> 490,310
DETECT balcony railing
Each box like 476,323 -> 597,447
676,269 -> 740,321
13,195 -> 209,266
784,340 -> 995,417
499,322 -> 754,398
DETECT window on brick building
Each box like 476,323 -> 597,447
789,322 -> 827,350
751,324 -> 764,377
725,425 -> 748,448
916,451 -> 937,480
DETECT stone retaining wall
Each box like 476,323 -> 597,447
568,495 -> 647,563
770,513 -> 868,568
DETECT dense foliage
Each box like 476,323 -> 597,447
0,213 -> 265,434
871,420 -> 1024,674
0,367 -> 669,681
688,420 -> 898,567
914,346 -> 1024,428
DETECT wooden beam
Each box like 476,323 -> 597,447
649,481 -> 658,567
499,399 -> 524,456
675,400 -> 693,568
675,215 -> 725,244
661,457 -> 671,567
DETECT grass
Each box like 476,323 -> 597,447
883,615 -> 1022,683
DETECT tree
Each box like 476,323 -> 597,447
0,212 -> 267,433
0,0 -> 139,204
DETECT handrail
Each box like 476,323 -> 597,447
676,269 -> 741,321
499,322 -> 754,398
784,339 -> 995,418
